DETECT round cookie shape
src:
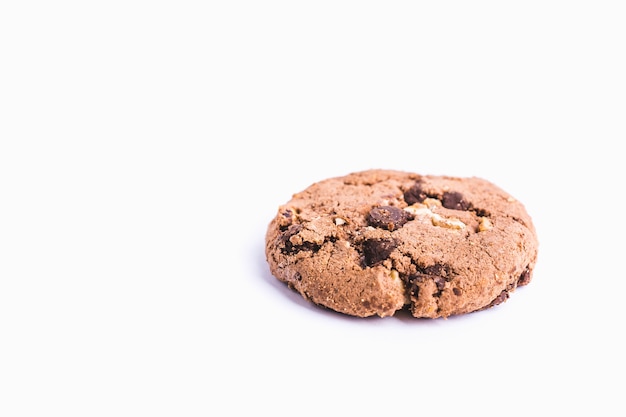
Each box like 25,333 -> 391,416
265,169 -> 539,319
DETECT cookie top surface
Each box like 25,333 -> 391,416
265,169 -> 539,318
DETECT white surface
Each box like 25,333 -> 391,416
1,1 -> 625,416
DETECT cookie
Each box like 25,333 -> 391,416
265,169 -> 538,318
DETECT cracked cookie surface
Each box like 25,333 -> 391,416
265,169 -> 539,318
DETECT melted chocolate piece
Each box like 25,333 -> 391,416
283,241 -> 320,255
482,281 -> 517,310
403,182 -> 428,205
433,276 -> 446,291
486,290 -> 509,307
362,239 -> 397,267
406,264 -> 453,299
517,267 -> 531,286
442,191 -> 470,211
367,206 -> 411,231
279,224 -> 321,254
423,264 -> 450,278
280,224 -> 302,244
409,281 -> 420,298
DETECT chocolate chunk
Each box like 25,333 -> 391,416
423,263 -> 450,278
280,224 -> 321,254
433,276 -> 446,291
410,264 -> 453,296
403,182 -> 428,205
367,206 -> 412,231
280,224 -> 302,243
409,281 -> 420,298
486,290 -> 509,308
442,191 -> 470,211
283,241 -> 320,255
362,239 -> 397,267
517,267 -> 531,286
407,273 -> 424,284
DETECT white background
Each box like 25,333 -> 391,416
1,1 -> 625,416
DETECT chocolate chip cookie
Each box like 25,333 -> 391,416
265,169 -> 538,318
